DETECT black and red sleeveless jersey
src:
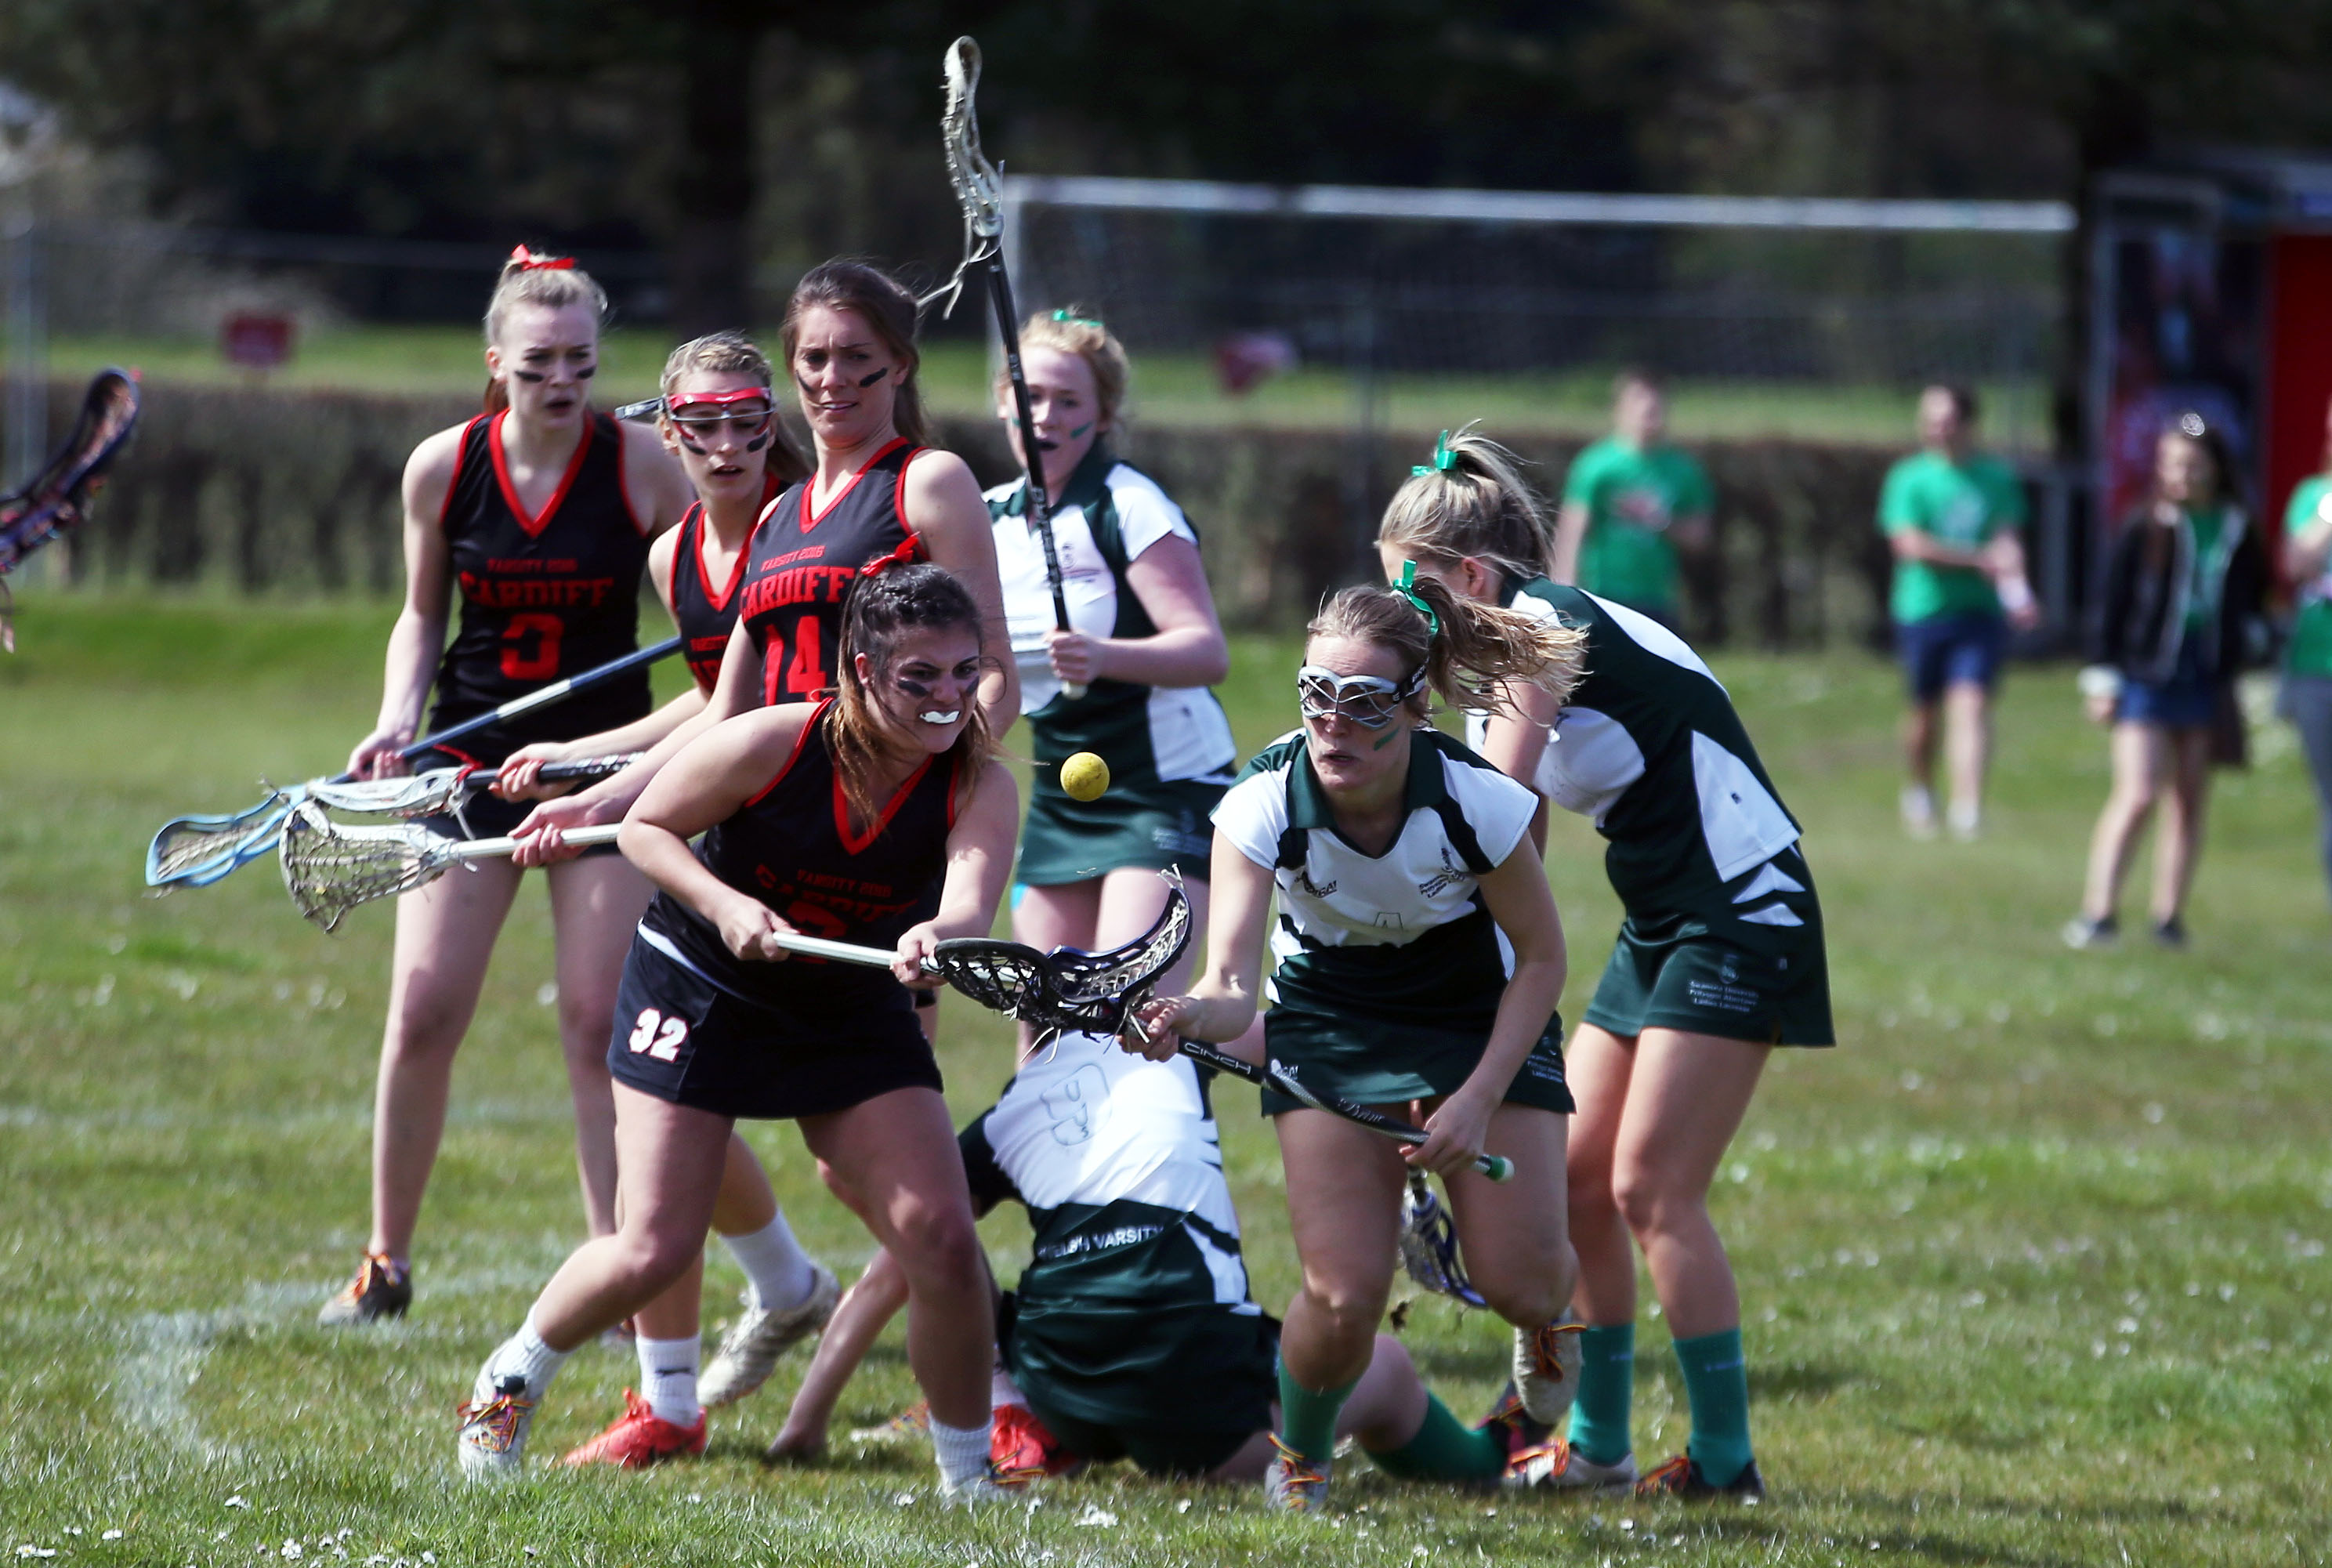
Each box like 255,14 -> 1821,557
735,438 -> 922,708
639,700 -> 961,1015
669,502 -> 751,693
429,410 -> 652,762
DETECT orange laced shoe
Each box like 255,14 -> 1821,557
317,1251 -> 410,1326
989,1402 -> 1083,1486
558,1389 -> 708,1469
1634,1453 -> 1764,1500
1262,1433 -> 1331,1513
456,1371 -> 537,1479
1512,1318 -> 1585,1423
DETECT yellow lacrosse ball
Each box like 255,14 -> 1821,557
1060,751 -> 1110,802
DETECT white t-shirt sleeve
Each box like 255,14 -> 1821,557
1108,468 -> 1199,559
1210,768 -> 1288,871
1443,755 -> 1538,868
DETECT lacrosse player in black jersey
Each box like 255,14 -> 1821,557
458,563 -> 1020,1503
494,332 -> 841,1461
321,248 -> 695,1327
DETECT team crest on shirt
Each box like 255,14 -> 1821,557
1418,845 -> 1473,899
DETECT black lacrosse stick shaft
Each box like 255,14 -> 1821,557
983,255 -> 1073,639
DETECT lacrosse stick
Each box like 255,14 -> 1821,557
281,807 -> 1195,1038
303,754 -> 637,820
933,36 -> 1082,701
1168,1034 -> 1515,1183
1399,1170 -> 1489,1305
146,636 -> 680,888
0,368 -> 141,651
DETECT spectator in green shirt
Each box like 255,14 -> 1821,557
1552,369 -> 1711,627
2278,396 -> 2332,921
1877,385 -> 2038,842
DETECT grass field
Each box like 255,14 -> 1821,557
4,590 -> 2330,1566
27,328 -> 2051,450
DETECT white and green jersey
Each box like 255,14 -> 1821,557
960,1031 -> 1254,1315
1467,577 -> 1809,940
1213,728 -> 1537,1032
987,446 -> 1237,792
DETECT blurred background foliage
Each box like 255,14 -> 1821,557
6,0 -> 2332,335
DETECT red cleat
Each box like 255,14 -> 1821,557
558,1389 -> 708,1469
989,1402 -> 1083,1485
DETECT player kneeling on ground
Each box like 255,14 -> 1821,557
1124,578 -> 1590,1512
764,1029 -> 1539,1501
456,562 -> 1020,1502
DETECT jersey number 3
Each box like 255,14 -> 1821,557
502,611 -> 564,681
626,1008 -> 689,1063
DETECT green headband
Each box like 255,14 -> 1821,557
1395,560 -> 1440,637
1411,429 -> 1457,477
1049,309 -> 1105,328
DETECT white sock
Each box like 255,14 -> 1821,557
1900,783 -> 1936,822
490,1315 -> 571,1395
929,1414 -> 994,1488
990,1364 -> 1026,1411
720,1212 -> 817,1313
1947,798 -> 1981,834
636,1333 -> 701,1427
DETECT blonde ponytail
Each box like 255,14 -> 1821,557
1376,422 -> 1555,587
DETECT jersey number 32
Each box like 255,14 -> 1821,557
626,1008 -> 689,1063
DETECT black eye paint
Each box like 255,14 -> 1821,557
857,368 -> 889,389
894,673 -> 935,699
795,374 -> 820,398
744,431 -> 769,452
512,369 -> 546,383
575,364 -> 595,379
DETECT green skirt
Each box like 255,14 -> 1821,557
1015,777 -> 1223,886
1260,1005 -> 1573,1117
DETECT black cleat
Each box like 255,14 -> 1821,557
318,1251 -> 411,1325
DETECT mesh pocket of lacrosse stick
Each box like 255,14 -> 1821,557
1399,1170 -> 1487,1309
278,800 -> 455,932
926,867 -> 1193,1034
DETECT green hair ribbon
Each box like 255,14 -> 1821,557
1049,309 -> 1105,328
1395,560 -> 1440,637
1410,429 -> 1457,478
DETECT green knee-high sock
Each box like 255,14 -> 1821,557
1566,1321 -> 1635,1466
1366,1393 -> 1506,1482
1672,1327 -> 1752,1486
1277,1362 -> 1360,1466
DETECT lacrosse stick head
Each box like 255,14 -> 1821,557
278,800 -> 449,932
1047,867 -> 1193,1013
146,789 -> 299,888
941,38 -> 1002,242
929,869 -> 1192,1034
304,766 -> 476,820
0,368 -> 140,578
1399,1170 -> 1487,1309
921,35 -> 1005,319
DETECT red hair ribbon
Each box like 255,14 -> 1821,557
859,535 -> 928,578
508,245 -> 575,271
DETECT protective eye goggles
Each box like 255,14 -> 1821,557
1296,664 -> 1425,729
666,387 -> 776,436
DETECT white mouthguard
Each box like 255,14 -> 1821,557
918,708 -> 963,725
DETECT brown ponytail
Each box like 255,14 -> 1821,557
1309,574 -> 1586,719
827,560 -> 995,830
1376,422 -> 1555,587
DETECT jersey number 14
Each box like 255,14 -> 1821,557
762,618 -> 830,704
